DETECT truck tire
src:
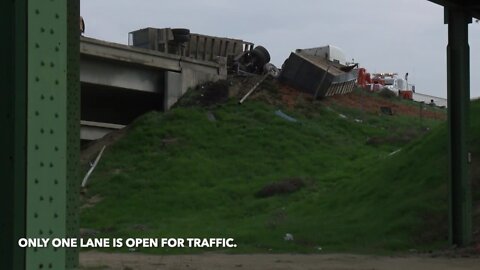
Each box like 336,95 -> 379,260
251,46 -> 271,65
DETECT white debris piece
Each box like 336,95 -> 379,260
284,233 -> 294,241
388,149 -> 402,157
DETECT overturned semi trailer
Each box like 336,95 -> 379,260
128,27 -> 274,76
129,27 -> 254,62
280,48 -> 358,98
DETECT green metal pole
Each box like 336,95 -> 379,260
445,7 -> 472,247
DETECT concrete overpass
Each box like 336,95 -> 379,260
80,36 -> 227,140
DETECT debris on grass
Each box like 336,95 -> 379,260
354,119 -> 363,123
284,233 -> 294,241
275,110 -> 298,123
388,149 -> 402,157
239,74 -> 269,104
81,146 -> 107,188
380,106 -> 394,115
81,127 -> 128,166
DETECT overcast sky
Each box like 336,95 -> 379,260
81,0 -> 480,98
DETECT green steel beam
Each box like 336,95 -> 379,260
1,0 -> 80,269
66,0 -> 81,267
446,7 -> 472,247
0,0 -> 27,269
25,0 -> 80,269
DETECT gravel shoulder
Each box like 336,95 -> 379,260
80,251 -> 480,270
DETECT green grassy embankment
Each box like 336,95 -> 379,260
80,82 -> 478,254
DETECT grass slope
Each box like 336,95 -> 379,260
81,90 -> 478,254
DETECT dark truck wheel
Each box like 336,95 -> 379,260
251,46 -> 271,66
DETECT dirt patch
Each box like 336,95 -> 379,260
230,76 -> 263,99
228,77 -> 311,109
325,92 -> 446,120
200,81 -> 230,105
176,80 -> 230,107
276,85 -> 313,110
243,80 -> 445,122
255,178 -> 305,198
80,252 -> 480,270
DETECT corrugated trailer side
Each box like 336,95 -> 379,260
280,52 -> 334,97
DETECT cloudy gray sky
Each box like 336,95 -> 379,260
81,0 -> 480,98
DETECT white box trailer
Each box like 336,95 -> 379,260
296,45 -> 347,66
